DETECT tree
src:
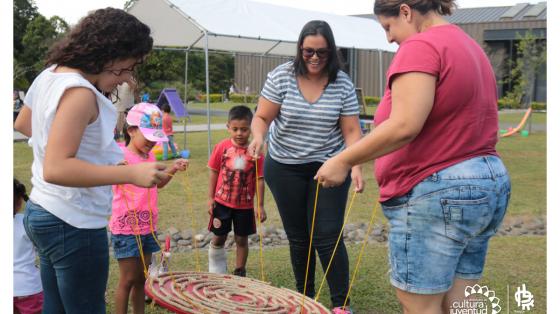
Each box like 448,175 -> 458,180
136,49 -> 234,100
503,31 -> 547,108
14,9 -> 69,90
14,0 -> 39,57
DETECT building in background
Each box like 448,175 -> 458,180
235,2 -> 546,101
234,48 -> 394,99
444,2 -> 547,102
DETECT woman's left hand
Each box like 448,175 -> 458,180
314,156 -> 351,188
351,166 -> 365,193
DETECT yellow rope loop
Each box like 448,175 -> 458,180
119,184 -> 149,278
182,170 -> 201,272
314,190 -> 357,302
342,201 -> 380,309
254,158 -> 266,282
301,181 -> 321,313
147,188 -> 162,251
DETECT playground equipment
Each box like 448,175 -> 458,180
157,88 -> 191,152
500,107 -> 532,137
153,142 -> 183,161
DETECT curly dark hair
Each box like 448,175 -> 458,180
14,178 -> 29,212
46,7 -> 153,74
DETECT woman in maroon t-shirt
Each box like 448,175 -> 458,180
315,0 -> 511,312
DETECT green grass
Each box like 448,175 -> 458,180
188,101 -> 252,112
104,236 -> 545,313
497,132 -> 546,216
498,111 -> 546,125
358,108 -> 547,127
174,114 -> 228,125
13,113 -> 546,313
13,127 -> 546,230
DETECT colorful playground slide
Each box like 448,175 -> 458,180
500,107 -> 532,138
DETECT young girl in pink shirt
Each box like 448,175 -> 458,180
109,103 -> 188,314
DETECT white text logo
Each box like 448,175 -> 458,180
515,284 -> 534,311
449,284 -> 501,314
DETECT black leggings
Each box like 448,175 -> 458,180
264,154 -> 351,307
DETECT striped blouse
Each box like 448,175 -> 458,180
261,61 -> 359,164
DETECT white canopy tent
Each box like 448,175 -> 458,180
128,0 -> 397,155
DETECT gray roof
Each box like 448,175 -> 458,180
447,2 -> 546,24
353,2 -> 546,24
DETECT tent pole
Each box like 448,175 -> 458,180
205,32 -> 212,158
183,49 -> 189,151
378,50 -> 383,97
258,55 -> 264,103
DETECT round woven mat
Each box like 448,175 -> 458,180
145,271 -> 331,314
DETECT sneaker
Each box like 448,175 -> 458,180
233,267 -> 246,277
332,306 -> 353,314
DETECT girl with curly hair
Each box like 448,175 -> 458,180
13,8 -> 167,313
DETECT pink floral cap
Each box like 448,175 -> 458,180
126,103 -> 168,142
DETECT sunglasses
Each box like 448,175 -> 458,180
301,47 -> 330,59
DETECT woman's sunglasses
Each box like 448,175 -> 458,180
301,48 -> 330,59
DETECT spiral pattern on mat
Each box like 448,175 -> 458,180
145,271 -> 331,314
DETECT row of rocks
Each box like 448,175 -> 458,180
496,216 -> 546,236
108,217 -> 545,253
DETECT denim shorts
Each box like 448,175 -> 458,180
381,156 -> 511,294
111,233 -> 161,259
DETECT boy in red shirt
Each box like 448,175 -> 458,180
207,105 -> 266,277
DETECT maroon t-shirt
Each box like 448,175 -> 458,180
374,24 -> 498,201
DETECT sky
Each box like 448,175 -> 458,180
34,0 -> 547,25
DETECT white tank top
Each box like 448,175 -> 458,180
25,65 -> 124,228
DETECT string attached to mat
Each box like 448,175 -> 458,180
254,158 -> 266,281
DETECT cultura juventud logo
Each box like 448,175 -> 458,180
449,284 -> 501,314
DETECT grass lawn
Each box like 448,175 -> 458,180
174,114 -> 228,125
13,112 -> 546,313
187,101 -> 253,112
103,236 -> 546,313
13,129 -> 546,230
498,111 -> 547,125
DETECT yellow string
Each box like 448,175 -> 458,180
314,190 -> 357,301
121,168 -> 210,313
182,170 -> 201,272
301,181 -> 321,313
342,201 -> 380,309
119,184 -> 149,278
254,158 -> 266,281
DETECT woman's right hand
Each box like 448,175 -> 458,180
248,136 -> 264,159
129,162 -> 168,187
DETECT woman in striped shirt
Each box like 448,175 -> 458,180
248,20 -> 364,314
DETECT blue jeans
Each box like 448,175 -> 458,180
24,200 -> 109,313
381,156 -> 511,294
163,134 -> 177,160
